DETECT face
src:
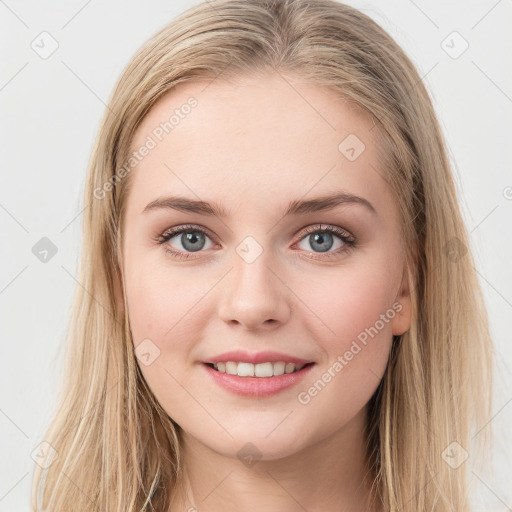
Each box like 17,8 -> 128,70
120,71 -> 412,460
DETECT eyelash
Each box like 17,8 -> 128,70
155,223 -> 356,261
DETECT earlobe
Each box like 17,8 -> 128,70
391,265 -> 413,336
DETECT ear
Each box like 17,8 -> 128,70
391,262 -> 413,336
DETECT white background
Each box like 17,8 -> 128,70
1,0 -> 511,510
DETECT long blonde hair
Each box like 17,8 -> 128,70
31,1 -> 494,510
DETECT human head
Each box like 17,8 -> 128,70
33,1 -> 493,511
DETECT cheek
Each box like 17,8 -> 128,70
294,262 -> 397,423
124,259 -> 216,401
125,257 -> 206,344
124,261 -> 207,417
305,260 -> 398,344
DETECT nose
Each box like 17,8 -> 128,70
217,249 -> 291,331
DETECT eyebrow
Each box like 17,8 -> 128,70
142,191 -> 377,217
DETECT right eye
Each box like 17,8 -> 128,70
157,224 -> 217,259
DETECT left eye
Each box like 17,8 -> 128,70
293,224 -> 355,257
296,228 -> 347,253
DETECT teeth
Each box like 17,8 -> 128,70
212,361 -> 307,377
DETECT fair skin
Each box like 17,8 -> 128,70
119,71 -> 412,512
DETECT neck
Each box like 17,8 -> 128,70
169,406 -> 380,512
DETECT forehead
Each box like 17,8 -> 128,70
126,72 -> 388,215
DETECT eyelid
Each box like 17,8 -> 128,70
297,224 -> 355,242
157,223 -> 218,243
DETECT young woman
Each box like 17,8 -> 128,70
31,1 -> 494,510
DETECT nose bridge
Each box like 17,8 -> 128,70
234,235 -> 274,294
218,234 -> 290,329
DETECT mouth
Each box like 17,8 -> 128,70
204,361 -> 315,377
202,360 -> 316,397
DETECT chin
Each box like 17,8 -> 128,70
205,428 -> 310,463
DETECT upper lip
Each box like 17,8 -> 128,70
203,350 -> 314,365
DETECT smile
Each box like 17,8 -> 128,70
202,361 -> 316,397
208,361 -> 310,377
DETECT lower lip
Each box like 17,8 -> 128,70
201,362 -> 315,398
